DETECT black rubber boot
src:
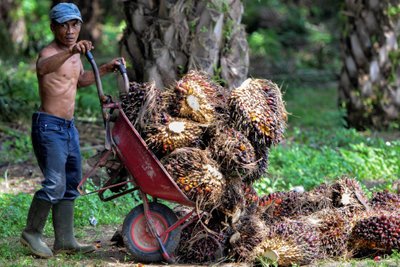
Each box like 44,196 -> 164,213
20,197 -> 53,258
52,200 -> 96,254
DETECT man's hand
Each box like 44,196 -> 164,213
70,40 -> 93,54
105,57 -> 127,73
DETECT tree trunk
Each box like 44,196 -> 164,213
120,0 -> 249,90
75,0 -> 103,44
0,0 -> 27,57
339,0 -> 400,129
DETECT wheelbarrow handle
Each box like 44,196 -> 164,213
117,58 -> 130,94
85,50 -> 111,150
85,51 -> 105,101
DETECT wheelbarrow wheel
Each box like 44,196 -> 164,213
122,202 -> 181,262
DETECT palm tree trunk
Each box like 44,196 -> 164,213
339,0 -> 400,129
0,0 -> 26,57
120,0 -> 249,90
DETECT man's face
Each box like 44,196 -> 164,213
51,19 -> 82,47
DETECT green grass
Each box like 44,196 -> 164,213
0,191 -> 136,239
0,125 -> 32,165
284,86 -> 345,128
0,190 -> 137,265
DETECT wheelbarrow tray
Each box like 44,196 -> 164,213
111,106 -> 194,207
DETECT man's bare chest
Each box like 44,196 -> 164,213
57,56 -> 81,80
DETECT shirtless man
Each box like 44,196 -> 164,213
20,3 -> 125,258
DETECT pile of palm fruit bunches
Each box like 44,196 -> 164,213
120,71 -> 400,265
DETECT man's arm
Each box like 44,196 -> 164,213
77,58 -> 126,88
37,40 -> 93,76
36,49 -> 73,76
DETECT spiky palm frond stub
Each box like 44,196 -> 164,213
145,116 -> 206,154
161,148 -> 225,205
330,177 -> 369,210
120,81 -> 164,132
350,214 -> 400,253
229,78 -> 287,148
164,71 -> 228,124
252,220 -> 321,266
208,125 -> 257,179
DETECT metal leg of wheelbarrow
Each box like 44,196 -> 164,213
78,149 -> 113,195
141,192 -> 175,263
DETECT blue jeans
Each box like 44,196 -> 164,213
31,112 -> 81,203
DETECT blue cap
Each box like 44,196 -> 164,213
50,3 -> 83,24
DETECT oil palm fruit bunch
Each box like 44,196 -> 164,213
306,183 -> 334,210
163,70 -> 227,124
251,220 -> 321,266
208,124 -> 257,179
300,209 -> 352,258
219,178 -> 245,223
242,184 -> 260,214
349,214 -> 400,253
310,182 -> 332,195
177,215 -> 227,264
330,177 -> 369,210
229,214 -> 267,262
297,189 -> 334,217
369,190 -> 400,212
120,81 -> 164,132
259,191 -> 304,224
160,148 -> 225,206
258,192 -> 283,209
145,115 -> 206,155
244,149 -> 270,183
228,78 -> 287,149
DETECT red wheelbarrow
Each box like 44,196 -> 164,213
78,52 -> 199,263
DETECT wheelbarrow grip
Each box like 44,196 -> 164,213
86,50 -> 94,61
117,59 -> 127,74
117,59 -> 130,94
